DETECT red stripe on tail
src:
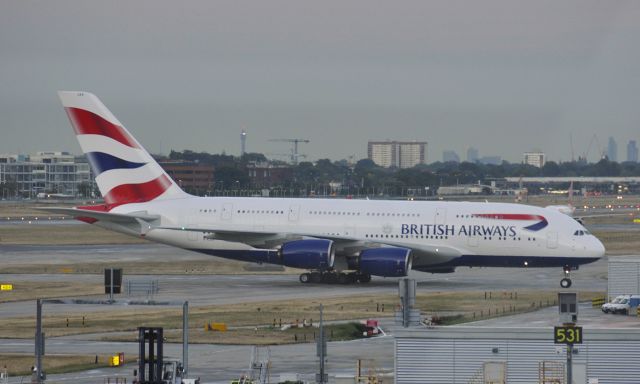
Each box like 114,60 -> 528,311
64,107 -> 139,149
103,174 -> 172,207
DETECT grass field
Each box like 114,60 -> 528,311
0,223 -> 147,245
0,290 -> 603,344
0,281 -> 103,303
0,353 -> 111,376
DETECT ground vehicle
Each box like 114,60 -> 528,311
601,295 -> 640,315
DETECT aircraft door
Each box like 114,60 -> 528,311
546,231 -> 558,249
288,205 -> 300,222
435,208 -> 446,225
222,203 -> 233,220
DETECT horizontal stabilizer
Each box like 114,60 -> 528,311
37,207 -> 160,224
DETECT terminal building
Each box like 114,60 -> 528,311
395,326 -> 640,384
0,152 -> 93,199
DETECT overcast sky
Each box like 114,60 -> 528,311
1,1 -> 639,163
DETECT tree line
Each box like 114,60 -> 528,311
165,150 -> 640,196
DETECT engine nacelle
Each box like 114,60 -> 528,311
359,247 -> 412,277
279,239 -> 335,270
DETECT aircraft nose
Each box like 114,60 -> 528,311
591,237 -> 606,258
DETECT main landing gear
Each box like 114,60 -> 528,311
299,271 -> 371,284
560,265 -> 572,289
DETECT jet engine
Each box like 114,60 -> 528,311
279,239 -> 335,270
359,247 -> 412,277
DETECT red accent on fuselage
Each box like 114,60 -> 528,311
472,213 -> 545,221
64,107 -> 140,149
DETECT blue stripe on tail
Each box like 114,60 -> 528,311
86,152 -> 146,175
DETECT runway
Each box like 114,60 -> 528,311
0,242 -> 609,317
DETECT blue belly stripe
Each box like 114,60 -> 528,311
414,254 -> 600,271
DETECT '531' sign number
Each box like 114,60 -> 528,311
554,326 -> 583,344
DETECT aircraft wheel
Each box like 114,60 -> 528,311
310,272 -> 323,283
309,272 -> 322,284
560,278 -> 572,289
323,272 -> 338,284
299,273 -> 311,284
358,274 -> 372,283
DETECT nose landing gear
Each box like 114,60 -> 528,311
560,265 -> 572,288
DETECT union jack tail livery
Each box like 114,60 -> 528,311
58,91 -> 188,208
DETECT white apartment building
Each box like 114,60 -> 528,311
368,141 -> 427,168
523,151 -> 546,168
0,152 -> 94,199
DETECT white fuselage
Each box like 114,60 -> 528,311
105,196 -> 605,271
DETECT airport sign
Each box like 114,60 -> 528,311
0,284 -> 13,291
554,326 -> 583,344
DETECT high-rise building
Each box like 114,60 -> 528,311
607,137 -> 617,162
627,140 -> 638,162
442,150 -> 460,163
523,151 -> 545,168
466,147 -> 479,163
367,141 -> 427,168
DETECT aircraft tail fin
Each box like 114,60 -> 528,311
58,91 -> 188,208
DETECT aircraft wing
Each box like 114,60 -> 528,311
157,225 -> 463,266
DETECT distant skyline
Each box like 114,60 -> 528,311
1,1 -> 640,163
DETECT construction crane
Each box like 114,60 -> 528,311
584,134 -> 605,162
269,138 -> 310,165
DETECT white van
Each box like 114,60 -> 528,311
602,295 -> 640,315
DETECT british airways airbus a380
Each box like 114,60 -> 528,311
46,91 -> 605,288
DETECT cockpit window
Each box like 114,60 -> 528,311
573,229 -> 591,236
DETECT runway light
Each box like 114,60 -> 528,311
524,261 -> 528,266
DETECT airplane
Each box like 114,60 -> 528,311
44,91 -> 605,289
